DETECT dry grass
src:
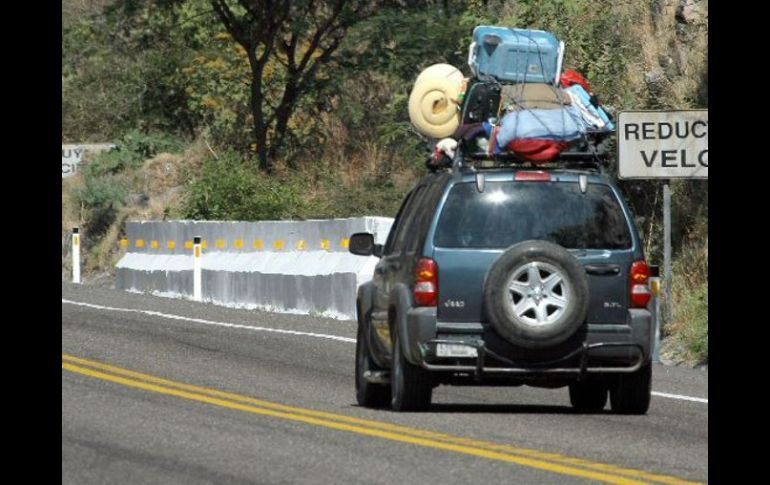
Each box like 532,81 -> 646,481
140,153 -> 184,195
664,235 -> 708,364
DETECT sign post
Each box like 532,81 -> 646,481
617,110 -> 708,356
663,183 -> 672,325
649,265 -> 661,362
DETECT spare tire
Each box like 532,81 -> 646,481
483,240 -> 589,349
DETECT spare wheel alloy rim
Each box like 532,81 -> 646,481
504,261 -> 571,327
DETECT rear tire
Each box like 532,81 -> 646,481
569,381 -> 608,413
609,361 -> 652,415
391,331 -> 432,412
355,323 -> 390,408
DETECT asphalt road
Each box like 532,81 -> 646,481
62,282 -> 708,484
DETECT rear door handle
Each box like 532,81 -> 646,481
585,264 -> 621,276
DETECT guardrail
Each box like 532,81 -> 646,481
115,218 -> 393,319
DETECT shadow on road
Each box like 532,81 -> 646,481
352,403 -> 609,415
427,403 -> 600,414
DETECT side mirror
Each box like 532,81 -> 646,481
349,232 -> 382,257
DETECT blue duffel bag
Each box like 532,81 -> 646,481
489,106 -> 585,148
468,26 -> 564,85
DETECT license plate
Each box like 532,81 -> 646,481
436,343 -> 478,358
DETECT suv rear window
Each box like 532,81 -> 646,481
434,181 -> 632,250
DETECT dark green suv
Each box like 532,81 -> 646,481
350,164 -> 653,414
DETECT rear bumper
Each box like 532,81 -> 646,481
406,307 -> 653,378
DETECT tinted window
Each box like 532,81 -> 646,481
405,179 -> 448,254
383,189 -> 415,255
434,181 -> 632,249
388,186 -> 425,254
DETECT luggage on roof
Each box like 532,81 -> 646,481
413,26 -> 615,171
407,63 -> 465,138
468,26 -> 564,85
460,80 -> 501,125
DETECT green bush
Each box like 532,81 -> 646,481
74,175 -> 127,210
86,131 -> 185,177
72,174 -> 127,242
183,153 -> 305,221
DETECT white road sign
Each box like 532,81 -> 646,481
617,110 -> 707,179
62,144 -> 115,179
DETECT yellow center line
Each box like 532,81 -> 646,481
61,354 -> 700,485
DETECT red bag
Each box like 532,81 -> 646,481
560,70 -> 594,94
506,139 -> 570,164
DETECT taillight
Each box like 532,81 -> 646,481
414,258 -> 438,307
630,260 -> 652,308
514,171 -> 551,182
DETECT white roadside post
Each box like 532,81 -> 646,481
72,228 -> 81,284
193,236 -> 202,302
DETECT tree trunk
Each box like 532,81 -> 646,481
248,47 -> 272,173
267,80 -> 299,166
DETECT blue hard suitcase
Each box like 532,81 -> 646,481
468,26 -> 564,85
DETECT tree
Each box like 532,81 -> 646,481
209,0 -> 385,171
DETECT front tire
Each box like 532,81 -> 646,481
391,331 -> 432,412
609,361 -> 652,415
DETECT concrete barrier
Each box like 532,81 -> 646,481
115,218 -> 393,319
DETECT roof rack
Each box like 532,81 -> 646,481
451,143 -> 611,174
423,129 -> 615,175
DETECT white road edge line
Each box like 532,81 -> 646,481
61,298 -> 355,343
62,298 -> 708,404
651,391 -> 707,403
